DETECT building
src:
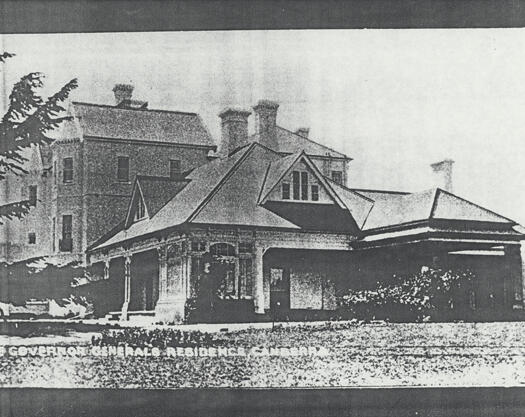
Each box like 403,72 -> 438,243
86,102 -> 525,323
0,84 -> 216,264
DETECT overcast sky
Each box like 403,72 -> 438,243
2,30 -> 524,224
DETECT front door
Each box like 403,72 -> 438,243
270,267 -> 290,318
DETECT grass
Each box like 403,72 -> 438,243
1,321 -> 525,388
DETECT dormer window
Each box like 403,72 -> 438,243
301,172 -> 308,200
282,183 -> 290,200
292,171 -> 300,200
311,184 -> 319,201
134,195 -> 146,221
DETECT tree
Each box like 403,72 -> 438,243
0,52 -> 78,222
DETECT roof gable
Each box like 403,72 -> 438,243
431,189 -> 514,224
259,152 -> 346,208
125,180 -> 149,227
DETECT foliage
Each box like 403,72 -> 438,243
338,267 -> 475,322
0,51 -> 77,221
92,327 -> 218,348
0,258 -> 85,304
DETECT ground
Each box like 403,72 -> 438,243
1,321 -> 525,388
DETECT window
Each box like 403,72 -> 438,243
63,158 -> 73,183
331,170 -> 343,185
311,184 -> 319,201
117,156 -> 129,182
169,159 -> 181,179
28,232 -> 36,244
29,185 -> 37,206
301,171 -> 308,200
239,258 -> 253,298
292,171 -> 300,200
281,183 -> 290,200
60,215 -> 73,252
134,195 -> 146,221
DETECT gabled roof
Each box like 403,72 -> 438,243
250,126 -> 350,159
327,180 -> 374,229
355,188 -> 516,231
71,102 -> 216,148
91,143 -> 359,251
258,151 -> 346,209
124,176 -> 189,227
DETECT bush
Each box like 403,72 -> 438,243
338,267 -> 475,322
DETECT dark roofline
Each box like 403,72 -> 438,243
136,175 -> 184,182
350,188 -> 411,196
72,101 -> 198,117
84,135 -> 217,151
276,125 -> 352,161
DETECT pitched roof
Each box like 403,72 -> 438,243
136,176 -> 189,217
91,143 -> 360,251
354,188 -> 516,231
71,102 -> 216,148
327,180 -> 374,229
250,126 -> 349,159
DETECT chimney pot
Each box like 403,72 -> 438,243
295,127 -> 310,138
112,83 -> 134,106
218,108 -> 251,156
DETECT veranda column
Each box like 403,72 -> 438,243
103,259 -> 110,280
254,245 -> 265,314
505,245 -> 523,309
121,254 -> 132,320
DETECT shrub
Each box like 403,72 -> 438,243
338,267 -> 475,322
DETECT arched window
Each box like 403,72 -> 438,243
210,243 -> 236,257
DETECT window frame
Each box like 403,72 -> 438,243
29,185 -> 37,206
300,171 -> 308,200
311,184 -> 319,201
28,232 -> 36,245
331,170 -> 343,185
281,182 -> 290,200
292,171 -> 300,200
63,157 -> 73,184
169,159 -> 181,179
117,156 -> 130,182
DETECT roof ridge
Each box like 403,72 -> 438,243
350,187 -> 411,195
186,143 -> 257,223
435,188 -> 516,224
326,178 -> 375,203
72,101 -> 198,116
276,125 -> 350,159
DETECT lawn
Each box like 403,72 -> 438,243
1,321 -> 525,388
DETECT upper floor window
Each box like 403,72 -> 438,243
63,158 -> 73,183
169,159 -> 181,179
134,195 -> 146,221
331,170 -> 343,185
191,241 -> 206,252
28,232 -> 36,244
301,172 -> 308,200
311,184 -> 319,201
117,156 -> 129,182
281,183 -> 290,200
292,171 -> 300,200
29,185 -> 37,206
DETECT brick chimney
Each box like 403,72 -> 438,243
430,159 -> 454,192
295,127 -> 310,138
219,108 -> 251,156
253,99 -> 279,150
112,83 -> 134,106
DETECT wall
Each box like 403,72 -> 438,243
309,157 -> 348,186
83,139 -> 210,246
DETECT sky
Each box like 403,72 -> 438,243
1,30 -> 524,225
